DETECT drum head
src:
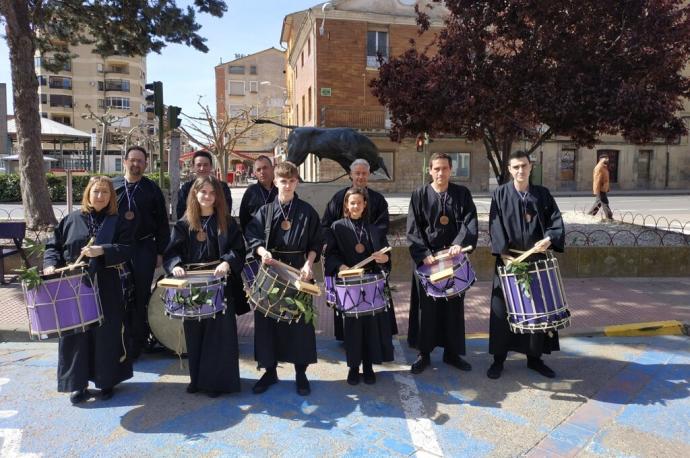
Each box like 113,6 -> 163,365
148,282 -> 187,355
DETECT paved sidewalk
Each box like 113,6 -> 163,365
2,277 -> 688,341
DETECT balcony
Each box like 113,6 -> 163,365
319,106 -> 388,131
103,66 -> 129,75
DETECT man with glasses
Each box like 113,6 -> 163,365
113,146 -> 170,359
176,150 -> 233,219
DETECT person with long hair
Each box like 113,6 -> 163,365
44,176 -> 133,404
325,187 -> 393,385
163,176 -> 247,397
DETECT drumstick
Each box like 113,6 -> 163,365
338,247 -> 393,278
53,237 -> 95,273
270,259 -> 321,296
351,246 -> 392,270
508,237 -> 551,266
432,245 -> 473,263
185,261 -> 219,270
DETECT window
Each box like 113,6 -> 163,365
228,81 -> 245,96
638,150 -> 652,184
597,149 -> 619,183
296,104 -> 299,126
105,65 -> 128,74
49,94 -> 73,108
115,158 -> 122,172
37,75 -> 47,86
104,97 -> 130,109
307,38 -> 311,56
249,81 -> 258,93
301,52 -> 304,68
559,149 -> 576,181
301,95 -> 305,125
250,65 -> 257,75
51,115 -> 71,126
228,65 -> 245,74
40,112 -> 48,118
228,104 -> 245,117
104,79 -> 130,92
250,106 -> 259,118
447,152 -> 471,179
49,76 -> 72,89
97,63 -> 104,72
367,31 -> 388,67
40,94 -> 47,104
307,87 -> 312,121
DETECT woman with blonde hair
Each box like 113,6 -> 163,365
163,175 -> 247,397
44,176 -> 133,404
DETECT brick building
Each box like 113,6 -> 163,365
281,1 -> 690,193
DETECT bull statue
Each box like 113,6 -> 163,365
254,120 -> 391,179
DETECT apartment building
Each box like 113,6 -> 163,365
281,0 -> 690,192
215,48 -> 287,171
35,43 -> 148,173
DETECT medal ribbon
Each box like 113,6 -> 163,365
348,217 -> 366,246
87,213 -> 105,238
260,185 -> 276,206
124,179 -> 141,213
278,199 -> 293,224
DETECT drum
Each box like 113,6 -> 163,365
148,281 -> 186,355
161,273 -> 226,320
497,253 -> 571,334
250,263 -> 315,323
23,268 -> 103,340
325,272 -> 388,318
241,257 -> 260,294
416,251 -> 476,300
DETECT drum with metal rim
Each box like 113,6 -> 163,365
415,250 -> 476,300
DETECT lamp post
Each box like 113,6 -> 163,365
81,104 -> 136,173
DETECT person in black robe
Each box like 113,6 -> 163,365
407,152 -> 478,375
163,176 -> 246,396
325,187 -> 394,385
113,145 -> 170,359
43,176 -> 133,404
487,150 -> 565,380
245,161 -> 323,396
321,158 -> 396,341
239,155 -> 277,232
176,150 -> 233,220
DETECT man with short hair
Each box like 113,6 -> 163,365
587,155 -> 613,219
239,155 -> 277,232
176,150 -> 233,219
407,152 -> 478,375
321,158 -> 395,340
487,150 -> 565,380
113,146 -> 170,358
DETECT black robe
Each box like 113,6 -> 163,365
245,197 -> 323,368
321,186 -> 396,339
44,210 -> 133,392
325,218 -> 394,368
163,215 -> 245,393
239,183 -> 277,232
489,183 -> 565,357
406,183 -> 478,355
113,176 -> 170,354
176,179 -> 233,220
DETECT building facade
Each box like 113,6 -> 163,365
35,43 -> 148,173
281,0 -> 690,193
214,48 -> 287,172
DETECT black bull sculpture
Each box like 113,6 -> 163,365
254,120 -> 391,179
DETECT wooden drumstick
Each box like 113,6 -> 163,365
338,247 -> 393,278
507,237 -> 551,266
270,259 -> 321,296
432,245 -> 473,263
54,237 -> 95,273
428,246 -> 474,283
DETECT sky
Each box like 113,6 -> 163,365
0,0 -> 319,116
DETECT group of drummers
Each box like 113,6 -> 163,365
33,145 -> 568,405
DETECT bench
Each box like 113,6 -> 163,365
0,221 -> 28,284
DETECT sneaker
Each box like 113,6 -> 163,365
486,361 -> 504,379
252,369 -> 278,394
527,359 -> 556,378
347,368 -> 360,386
410,353 -> 430,374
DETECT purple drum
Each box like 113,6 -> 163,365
241,258 -> 260,294
162,273 -> 226,320
325,272 -> 388,318
416,251 -> 476,300
497,254 -> 571,334
23,268 -> 103,340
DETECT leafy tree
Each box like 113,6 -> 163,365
0,0 -> 227,229
371,0 -> 690,184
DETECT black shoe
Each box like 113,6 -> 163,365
527,359 -> 556,378
186,383 -> 199,394
410,353 -> 430,374
252,369 -> 278,394
69,388 -> 88,404
362,366 -> 376,385
443,353 -> 472,371
347,368 -> 360,386
296,371 -> 311,396
100,387 -> 114,401
207,391 -> 221,398
487,362 -> 504,379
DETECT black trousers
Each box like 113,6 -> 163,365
587,192 -> 613,218
127,239 -> 157,354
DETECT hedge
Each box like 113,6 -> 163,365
0,172 -> 170,202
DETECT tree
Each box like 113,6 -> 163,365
180,98 -> 258,180
0,0 -> 227,229
370,0 -> 690,184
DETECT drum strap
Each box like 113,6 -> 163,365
264,200 -> 274,247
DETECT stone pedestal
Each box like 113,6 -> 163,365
296,183 -> 346,216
